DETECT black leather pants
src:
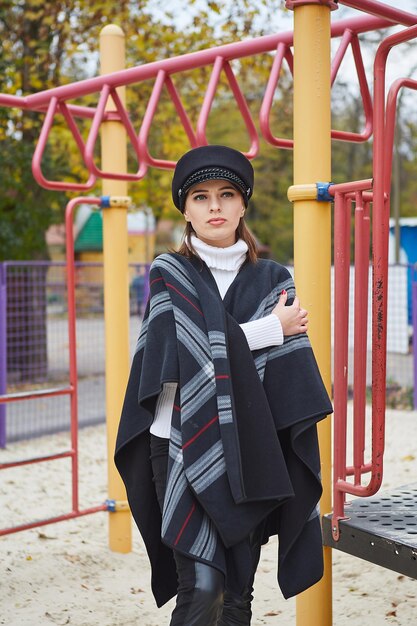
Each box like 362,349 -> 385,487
150,434 -> 261,626
218,524 -> 263,626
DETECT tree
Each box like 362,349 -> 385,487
0,0 -> 287,260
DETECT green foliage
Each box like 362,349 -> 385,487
0,137 -> 65,259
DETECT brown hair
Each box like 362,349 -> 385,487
177,218 -> 258,264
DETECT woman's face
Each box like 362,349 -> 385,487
183,179 -> 245,248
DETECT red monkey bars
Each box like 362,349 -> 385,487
1,11 -> 417,191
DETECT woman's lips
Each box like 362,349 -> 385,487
208,218 -> 226,225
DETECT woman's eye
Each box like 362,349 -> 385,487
193,194 -> 207,201
221,191 -> 234,198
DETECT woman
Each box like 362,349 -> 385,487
115,145 -> 332,625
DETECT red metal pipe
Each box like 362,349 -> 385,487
331,28 -> 354,83
137,69 -> 171,169
384,77 -> 417,189
0,450 -> 74,470
65,197 -> 101,512
197,56 -> 224,147
222,61 -> 259,158
346,461 -> 372,476
329,30 -> 373,143
332,192 -> 352,537
339,0 -> 417,26
259,42 -> 294,149
138,74 -> 197,169
165,75 -> 198,147
0,92 -> 110,121
84,84 -> 145,180
353,193 -> 370,484
0,386 -> 72,403
329,178 -> 373,195
0,504 -> 108,537
31,96 -> 96,191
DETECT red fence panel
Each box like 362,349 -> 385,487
0,198 -> 107,536
331,22 -> 417,540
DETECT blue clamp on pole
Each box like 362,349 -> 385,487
105,498 -> 116,512
316,182 -> 334,202
100,195 -> 131,208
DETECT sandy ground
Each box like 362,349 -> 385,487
1,406 -> 417,626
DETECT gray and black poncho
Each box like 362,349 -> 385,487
115,252 -> 332,607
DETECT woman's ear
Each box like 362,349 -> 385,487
184,210 -> 191,222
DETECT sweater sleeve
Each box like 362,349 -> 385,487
240,314 -> 284,351
150,382 -> 177,439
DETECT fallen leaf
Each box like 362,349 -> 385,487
264,610 -> 281,616
386,610 -> 397,617
45,612 -> 70,624
38,532 -> 56,540
26,555 -> 32,561
401,454 -> 415,461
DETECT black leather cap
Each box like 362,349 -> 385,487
171,145 -> 254,212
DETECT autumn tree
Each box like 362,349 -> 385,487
0,0 -> 288,259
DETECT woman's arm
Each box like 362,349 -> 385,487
240,289 -> 308,351
240,314 -> 284,350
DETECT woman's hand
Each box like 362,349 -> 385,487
272,290 -> 308,336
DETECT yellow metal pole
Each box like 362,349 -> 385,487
100,24 -> 132,553
290,3 -> 333,625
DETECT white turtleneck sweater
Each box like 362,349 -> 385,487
150,236 -> 284,438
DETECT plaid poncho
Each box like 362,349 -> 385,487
115,253 -> 332,606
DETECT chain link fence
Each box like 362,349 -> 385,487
0,261 -> 148,445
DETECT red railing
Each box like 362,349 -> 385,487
0,197 -> 107,536
331,22 -> 417,540
1,8 -> 417,191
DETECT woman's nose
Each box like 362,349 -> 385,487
209,196 -> 221,212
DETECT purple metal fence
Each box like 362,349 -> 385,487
413,272 -> 417,410
0,263 -> 7,447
